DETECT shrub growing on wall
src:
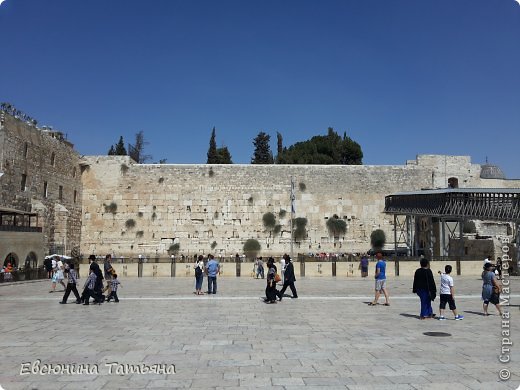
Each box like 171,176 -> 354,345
326,216 -> 347,238
125,219 -> 136,229
136,230 -> 144,238
168,243 -> 180,255
370,229 -> 386,251
104,202 -> 117,214
262,212 -> 276,230
243,239 -> 261,259
279,209 -> 287,218
293,217 -> 308,242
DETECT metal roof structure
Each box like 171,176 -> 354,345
384,188 -> 520,222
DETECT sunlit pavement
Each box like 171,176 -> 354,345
0,276 -> 518,389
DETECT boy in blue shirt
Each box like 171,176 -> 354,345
369,252 -> 390,306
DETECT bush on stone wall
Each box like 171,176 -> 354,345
293,217 -> 308,242
125,219 -> 136,229
326,216 -> 347,237
370,229 -> 386,250
243,239 -> 261,259
136,230 -> 144,238
104,202 -> 117,214
168,243 -> 180,255
262,212 -> 276,230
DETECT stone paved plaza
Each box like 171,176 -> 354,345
0,275 -> 519,390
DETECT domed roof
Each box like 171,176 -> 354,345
480,164 -> 506,179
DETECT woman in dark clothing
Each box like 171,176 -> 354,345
90,262 -> 105,304
265,257 -> 278,304
412,258 -> 437,320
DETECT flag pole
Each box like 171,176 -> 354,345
290,176 -> 295,259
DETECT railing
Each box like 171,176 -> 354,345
0,225 -> 42,232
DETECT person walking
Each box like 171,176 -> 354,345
278,254 -> 298,300
437,265 -> 463,320
206,254 -> 220,294
194,255 -> 204,295
106,274 -> 121,302
103,254 -> 115,294
59,263 -> 81,304
412,258 -> 437,320
359,254 -> 369,278
265,258 -> 278,304
81,268 -> 98,305
482,262 -> 503,316
255,257 -> 265,279
369,253 -> 390,306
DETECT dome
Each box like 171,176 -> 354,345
480,164 -> 506,179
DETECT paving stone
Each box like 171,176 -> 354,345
0,276 -> 518,389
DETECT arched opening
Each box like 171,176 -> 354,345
4,252 -> 19,268
25,252 -> 38,269
448,177 -> 459,189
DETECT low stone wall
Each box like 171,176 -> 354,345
97,260 -> 486,278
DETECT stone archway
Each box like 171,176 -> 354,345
25,252 -> 38,268
4,252 -> 19,268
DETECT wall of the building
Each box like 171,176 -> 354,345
0,230 -> 44,267
0,112 -> 83,262
79,155 -> 520,259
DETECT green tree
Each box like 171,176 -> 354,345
277,127 -> 363,165
370,229 -> 386,251
108,145 -> 116,155
251,132 -> 274,164
207,127 -> 219,164
114,136 -> 127,155
276,131 -> 283,163
216,146 -> 233,164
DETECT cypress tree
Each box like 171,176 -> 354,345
207,127 -> 218,164
114,136 -> 127,155
251,132 -> 274,164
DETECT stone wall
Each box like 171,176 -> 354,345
0,112 -> 83,263
79,155 -> 520,259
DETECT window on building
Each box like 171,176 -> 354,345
24,142 -> 28,158
21,174 -> 27,191
72,167 -> 77,178
448,177 -> 459,189
43,182 -> 48,198
59,185 -> 63,201
51,152 -> 56,166
73,189 -> 77,203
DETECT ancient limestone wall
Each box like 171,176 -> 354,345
0,112 -> 83,261
79,154 -> 520,259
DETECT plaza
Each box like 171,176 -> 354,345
0,275 -> 518,389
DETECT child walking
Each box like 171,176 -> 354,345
438,265 -> 463,320
106,274 -> 121,302
59,263 -> 81,304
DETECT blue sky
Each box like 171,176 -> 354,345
1,0 -> 519,177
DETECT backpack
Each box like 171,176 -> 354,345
195,266 -> 202,277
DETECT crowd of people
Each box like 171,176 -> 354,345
44,254 -> 121,305
31,250 -> 508,317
